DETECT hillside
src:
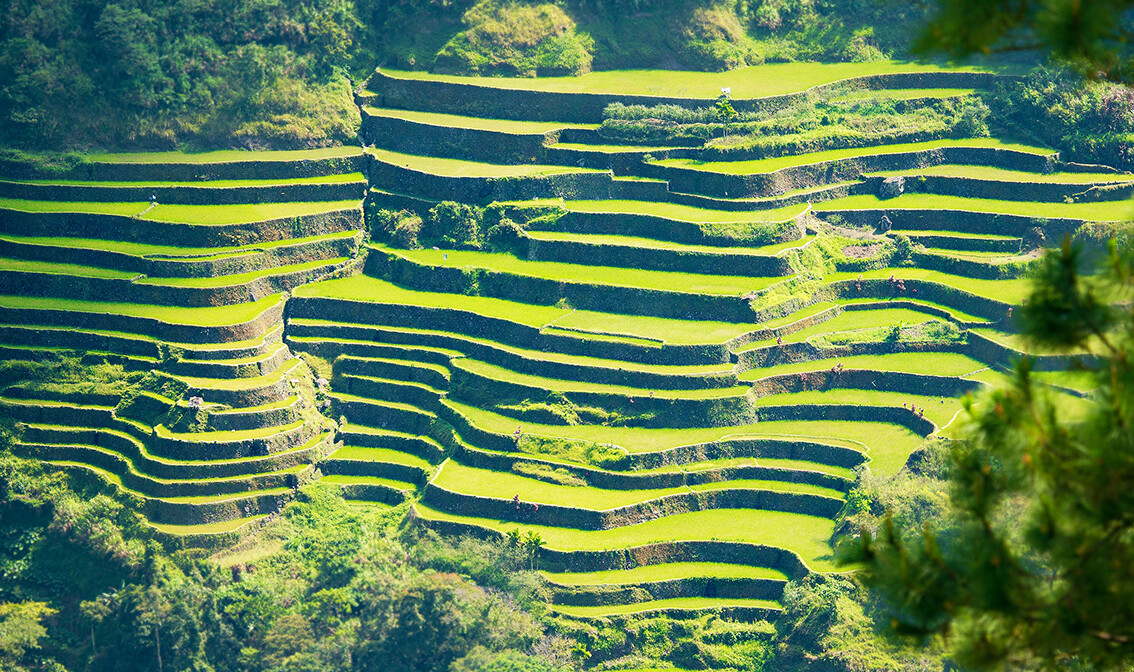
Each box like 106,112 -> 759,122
0,54 -> 1127,671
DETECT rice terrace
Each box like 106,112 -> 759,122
0,2 -> 1131,671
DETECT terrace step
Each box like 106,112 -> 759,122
285,321 -> 739,390
319,474 -> 415,504
150,420 -> 328,461
546,574 -> 786,606
19,423 -> 334,480
547,598 -> 781,621
148,514 -> 271,547
165,342 -> 293,379
336,423 -> 447,463
206,395 -> 303,431
0,176 -> 366,206
39,459 -> 295,525
173,323 -> 285,362
334,354 -> 451,391
12,440 -> 310,497
331,393 -> 437,436
322,445 -> 432,485
336,374 -> 445,413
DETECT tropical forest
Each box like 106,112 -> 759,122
0,0 -> 1132,671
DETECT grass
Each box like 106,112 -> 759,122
380,61 -> 994,99
0,257 -> 139,280
154,420 -> 305,442
868,164 -> 1134,184
320,474 -> 417,490
548,310 -> 756,346
814,192 -> 1134,222
415,502 -> 839,571
549,597 -> 782,617
0,198 -> 362,224
545,563 -> 789,585
11,173 -> 366,187
381,244 -> 783,295
364,107 -> 594,133
176,359 -> 301,391
328,446 -> 433,470
689,478 -> 844,499
0,230 -> 359,259
433,460 -> 690,509
525,230 -> 815,255
741,307 -> 951,350
290,319 -> 733,374
0,293 -> 282,326
148,515 -> 268,534
456,359 -> 749,399
741,352 -> 988,380
830,88 -> 977,101
447,400 -> 923,462
294,274 -> 568,327
825,267 -> 1034,303
136,258 -> 346,288
559,199 -> 808,223
85,147 -> 362,163
368,147 -> 598,177
550,142 -> 677,152
658,138 -> 1054,174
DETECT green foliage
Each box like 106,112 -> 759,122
371,209 -> 425,249
914,0 -> 1134,84
989,67 -> 1134,168
852,239 -> 1134,669
0,601 -> 58,672
486,217 -> 528,255
426,201 -> 484,249
433,2 -> 594,77
0,0 -> 363,151
516,433 -> 627,469
511,461 -> 587,487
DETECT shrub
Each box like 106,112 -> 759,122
433,2 -> 593,77
392,216 -> 424,249
425,202 -> 482,249
486,217 -> 527,255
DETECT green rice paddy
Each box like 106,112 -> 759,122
0,293 -> 282,326
85,147 -> 361,163
525,230 -> 816,255
0,198 -> 362,224
868,164 -> 1134,183
455,359 -> 748,399
814,192 -> 1134,221
364,107 -> 594,133
658,138 -> 1053,174
10,173 -> 366,187
368,147 -> 599,177
382,244 -> 783,294
545,563 -> 789,585
380,61 -> 993,99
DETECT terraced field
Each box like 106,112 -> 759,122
2,63 -> 1122,624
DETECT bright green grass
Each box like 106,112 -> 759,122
758,388 -> 960,443
549,597 -> 781,617
0,230 -> 358,259
295,274 -> 757,346
289,319 -> 733,375
380,61 -> 993,98
11,173 -> 366,187
149,515 -> 268,535
456,359 -> 747,399
0,199 -> 146,216
416,502 -> 838,571
448,400 -> 922,461
175,359 -> 301,391
741,352 -> 988,380
328,446 -> 433,470
0,293 -> 281,326
154,420 -> 305,442
208,395 -> 297,415
869,164 -> 1134,183
381,244 -> 782,294
550,142 -> 678,152
0,257 -> 138,280
814,192 -> 1134,221
142,200 -> 362,225
922,247 -> 1030,262
321,474 -> 417,490
294,274 -> 567,326
548,310 -> 757,346
759,457 -> 855,479
86,147 -> 362,163
164,486 -> 292,504
525,230 -> 815,255
826,267 -> 1034,303
560,199 -> 808,223
364,106 -> 594,133
136,257 -> 346,288
740,307 -> 948,351
368,147 -> 599,177
659,138 -> 1054,174
545,562 -> 789,585
0,198 -> 361,224
901,229 -> 1021,241
433,460 -> 690,509
1031,369 -> 1098,393
830,87 -> 977,101
689,478 -> 844,499
838,297 -> 991,324
970,327 -> 1099,355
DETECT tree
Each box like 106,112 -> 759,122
849,236 -> 1134,670
914,0 -> 1134,84
0,601 -> 57,671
